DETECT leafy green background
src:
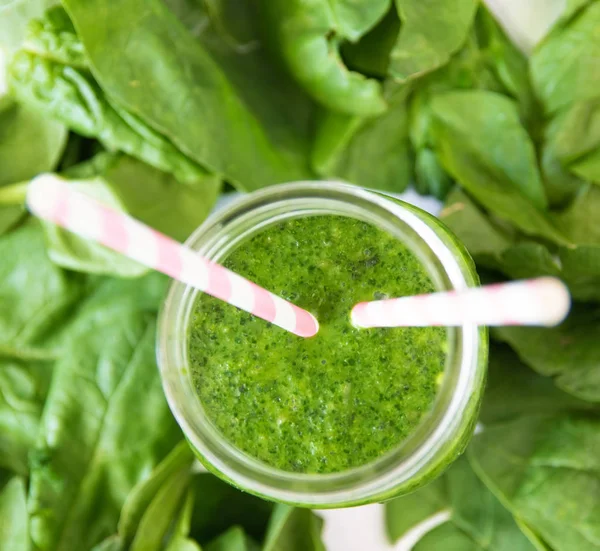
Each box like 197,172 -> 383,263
1,0 -> 600,550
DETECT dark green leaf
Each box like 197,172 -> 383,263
188,473 -> 273,545
494,305 -> 600,403
0,476 -> 28,551
389,0 -> 478,82
480,345 -> 596,425
258,0 -> 386,116
62,0 -> 315,190
553,184 -> 600,245
559,244 -> 600,302
28,274 -> 180,551
262,504 -> 326,551
469,414 -> 600,551
387,457 -> 535,550
530,1 -> 600,115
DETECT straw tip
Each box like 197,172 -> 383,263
350,303 -> 370,329
27,173 -> 67,218
537,277 -> 571,326
296,313 -> 319,338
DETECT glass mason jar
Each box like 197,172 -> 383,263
157,182 -> 488,508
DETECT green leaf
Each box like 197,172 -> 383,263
386,457 -> 535,550
494,305 -> 600,403
263,504 -> 326,551
165,489 -> 202,551
0,100 -> 67,187
0,359 -> 52,475
559,244 -> 600,302
40,155 -> 220,277
429,92 -> 567,245
430,91 -> 547,210
312,82 -> 411,192
480,345 -> 596,426
386,474 -> 448,543
389,0 -> 478,82
440,189 -> 513,258
553,184 -> 600,246
0,476 -> 29,551
62,0 -> 315,190
119,441 -> 194,545
205,526 -> 258,551
188,473 -> 273,545
0,220 -> 84,351
327,0 -> 391,42
258,0 -> 386,116
469,414 -> 600,551
530,1 -> 600,115
28,274 -> 181,551
90,535 -> 124,551
0,0 -> 55,55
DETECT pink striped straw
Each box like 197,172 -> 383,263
351,277 -> 571,329
27,174 -> 319,338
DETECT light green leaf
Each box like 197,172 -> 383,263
263,504 -> 326,551
430,91 -> 547,210
0,359 -> 52,475
28,274 -> 181,551
0,100 -> 67,187
90,535 -> 124,551
0,0 -> 55,55
165,490 -> 202,551
494,305 -> 600,403
0,220 -> 84,350
469,414 -> 600,551
258,0 -> 386,116
328,0 -> 391,42
0,476 -> 29,551
312,82 -> 411,192
62,0 -> 315,190
531,1 -> 600,115
553,184 -> 600,246
205,527 -> 257,551
389,0 -> 478,82
559,244 -> 600,302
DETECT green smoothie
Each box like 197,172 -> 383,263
188,215 -> 447,474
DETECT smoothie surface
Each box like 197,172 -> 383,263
188,215 -> 447,474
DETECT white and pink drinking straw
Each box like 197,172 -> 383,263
351,277 -> 571,329
26,174 -> 320,338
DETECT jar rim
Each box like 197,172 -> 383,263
157,182 -> 483,506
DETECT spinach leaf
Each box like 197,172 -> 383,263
165,489 -> 201,551
530,1 -> 600,116
494,305 -> 600,403
389,0 -> 478,82
480,345 -> 596,425
559,245 -> 600,302
0,220 -> 84,351
8,9 -> 209,188
429,91 -> 566,244
258,0 -> 387,116
431,91 -> 547,210
386,456 -> 535,550
553,184 -> 600,245
312,82 -> 411,192
28,274 -> 181,551
385,471 -> 448,543
0,359 -> 52,475
469,414 -> 600,551
205,526 -> 259,551
0,99 -> 67,187
62,0 -> 315,190
188,473 -> 273,545
262,504 -> 326,551
40,154 -> 220,277
119,441 -> 194,545
0,0 -> 55,56
0,476 -> 28,551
